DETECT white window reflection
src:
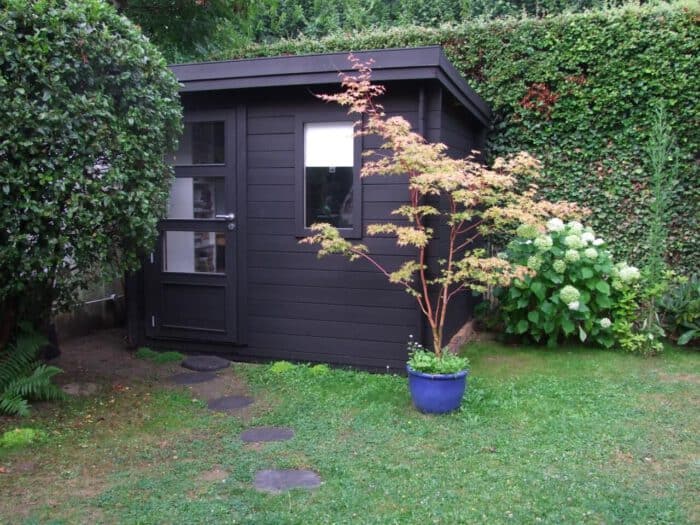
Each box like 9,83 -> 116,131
167,177 -> 225,219
163,231 -> 225,274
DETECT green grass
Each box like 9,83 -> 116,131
134,347 -> 185,364
1,343 -> 698,524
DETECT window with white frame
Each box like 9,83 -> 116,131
304,122 -> 355,228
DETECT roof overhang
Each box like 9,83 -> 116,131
170,46 -> 492,126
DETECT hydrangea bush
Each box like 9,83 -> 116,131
495,219 -> 641,348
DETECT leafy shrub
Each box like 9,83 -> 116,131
610,270 -> 665,356
0,427 -> 46,448
309,364 -> 331,375
0,325 -> 65,416
212,3 -> 700,274
660,275 -> 700,346
269,361 -> 296,374
407,349 -> 470,375
0,0 -> 182,343
134,347 -> 184,364
495,220 -> 638,348
407,340 -> 469,374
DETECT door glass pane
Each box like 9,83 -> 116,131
169,121 -> 225,165
167,177 -> 225,219
163,231 -> 225,273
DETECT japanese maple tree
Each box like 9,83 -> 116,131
301,57 -> 583,357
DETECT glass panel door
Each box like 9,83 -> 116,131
145,112 -> 237,342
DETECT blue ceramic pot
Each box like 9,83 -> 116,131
407,365 -> 468,414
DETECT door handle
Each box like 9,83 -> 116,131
215,213 -> 236,221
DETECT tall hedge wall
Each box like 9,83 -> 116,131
209,3 -> 699,273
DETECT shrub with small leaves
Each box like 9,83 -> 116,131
0,0 -> 182,342
495,220 -> 636,348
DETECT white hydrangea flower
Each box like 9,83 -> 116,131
560,285 -> 580,304
527,255 -> 543,271
565,249 -> 580,263
553,259 -> 566,274
584,247 -> 598,259
534,235 -> 553,251
563,235 -> 584,249
599,318 -> 612,329
593,238 -> 604,246
568,301 -> 580,311
517,223 -> 539,239
546,218 -> 565,232
581,232 -> 595,244
619,265 -> 640,282
567,221 -> 584,233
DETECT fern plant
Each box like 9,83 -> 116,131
0,324 -> 65,416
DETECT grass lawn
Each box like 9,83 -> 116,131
1,342 -> 698,524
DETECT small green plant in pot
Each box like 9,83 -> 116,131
301,56 -> 582,413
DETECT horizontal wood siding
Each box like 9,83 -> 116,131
243,88 -> 424,368
438,92 -> 482,344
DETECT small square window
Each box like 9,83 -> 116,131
304,122 -> 355,229
169,121 -> 225,165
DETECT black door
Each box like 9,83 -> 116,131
144,109 -> 238,342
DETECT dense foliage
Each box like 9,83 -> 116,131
211,2 -> 700,274
0,326 -> 65,416
0,0 -> 182,343
660,275 -> 700,345
150,0 -> 631,61
495,220 -> 624,348
237,0 -> 627,45
114,0 -> 251,60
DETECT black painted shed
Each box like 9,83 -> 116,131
126,46 -> 492,370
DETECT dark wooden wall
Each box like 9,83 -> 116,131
237,84 -> 424,369
128,80 -> 486,370
437,92 -> 487,346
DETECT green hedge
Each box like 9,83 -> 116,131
208,3 -> 699,273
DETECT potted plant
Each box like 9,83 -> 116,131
302,56 -> 582,413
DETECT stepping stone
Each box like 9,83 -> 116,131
170,372 -> 217,385
207,395 -> 254,413
181,355 -> 230,372
241,426 -> 295,443
253,469 -> 321,493
61,382 -> 98,396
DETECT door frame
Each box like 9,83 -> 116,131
143,104 -> 247,345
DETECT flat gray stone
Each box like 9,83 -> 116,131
253,469 -> 321,493
181,355 -> 230,372
170,372 -> 217,385
207,395 -> 254,412
61,382 -> 98,396
241,426 -> 295,443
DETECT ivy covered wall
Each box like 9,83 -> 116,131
208,3 -> 699,272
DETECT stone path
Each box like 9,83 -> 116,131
241,426 -> 295,443
181,355 -> 230,372
207,395 -> 254,413
170,372 -> 217,385
253,469 -> 322,494
173,355 -> 321,493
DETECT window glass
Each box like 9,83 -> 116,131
167,177 -> 225,219
170,121 -> 224,165
162,231 -> 225,273
304,122 -> 354,228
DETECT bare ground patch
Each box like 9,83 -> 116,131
657,372 -> 700,385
